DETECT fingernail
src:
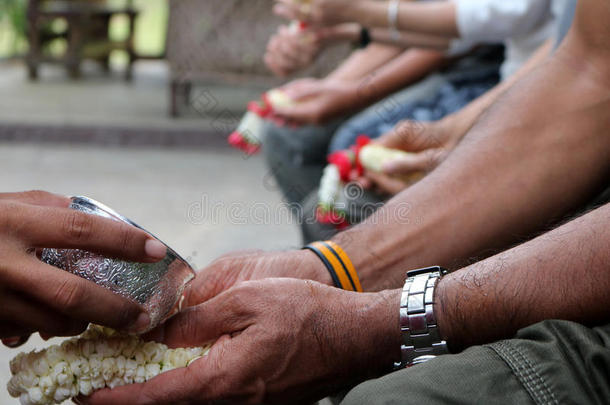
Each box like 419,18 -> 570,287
2,337 -> 20,347
145,239 -> 166,259
130,312 -> 150,334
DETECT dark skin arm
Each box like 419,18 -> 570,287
335,2 -> 610,290
437,201 -> 610,351
84,202 -> 610,405
158,0 -> 610,308
159,0 -> 610,306
84,5 -> 610,403
274,46 -> 444,125
359,39 -> 554,195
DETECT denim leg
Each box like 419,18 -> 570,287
329,75 -> 448,152
262,119 -> 343,206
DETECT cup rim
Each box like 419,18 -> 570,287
70,196 -> 195,276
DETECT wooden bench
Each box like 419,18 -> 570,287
26,0 -> 138,80
166,0 -> 351,117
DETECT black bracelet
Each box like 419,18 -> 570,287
303,244 -> 342,288
359,26 -> 371,48
303,241 -> 363,292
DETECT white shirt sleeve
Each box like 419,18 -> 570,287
454,0 -> 552,43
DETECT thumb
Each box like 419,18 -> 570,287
378,120 -> 431,151
282,82 -> 323,101
84,335 -> 236,405
274,103 -> 320,125
382,149 -> 444,175
160,293 -> 251,348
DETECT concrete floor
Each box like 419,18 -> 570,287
0,142 -> 301,404
0,59 -> 328,405
0,60 -> 266,130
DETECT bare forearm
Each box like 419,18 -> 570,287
334,33 -> 610,291
323,22 -> 452,51
349,1 -> 458,38
437,202 -> 610,350
355,48 -> 444,103
327,43 -> 403,81
369,29 -> 451,51
442,39 -> 554,142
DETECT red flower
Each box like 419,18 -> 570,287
328,151 -> 353,182
315,206 -> 350,229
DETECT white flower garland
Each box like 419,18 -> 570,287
7,325 -> 210,405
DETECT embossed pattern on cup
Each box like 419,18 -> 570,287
41,196 -> 195,332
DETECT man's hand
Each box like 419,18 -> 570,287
83,279 -> 401,405
181,249 -> 332,307
360,119 -> 459,195
274,78 -> 367,125
265,23 -> 362,77
274,0 -> 353,27
264,24 -> 322,77
0,191 -> 166,346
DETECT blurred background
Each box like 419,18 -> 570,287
0,0 -> 348,402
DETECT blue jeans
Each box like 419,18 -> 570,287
330,53 -> 502,152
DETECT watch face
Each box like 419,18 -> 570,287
407,266 -> 446,278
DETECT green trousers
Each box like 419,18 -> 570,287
341,320 -> 610,405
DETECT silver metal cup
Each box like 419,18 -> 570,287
41,196 -> 195,332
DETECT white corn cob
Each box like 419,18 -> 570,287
7,325 -> 210,405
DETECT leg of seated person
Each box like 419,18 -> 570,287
341,320 -> 610,404
329,74 -> 448,152
330,45 -> 502,152
300,191 -> 340,244
262,74 -> 449,207
263,120 -> 343,206
307,68 -> 499,243
299,187 -> 386,244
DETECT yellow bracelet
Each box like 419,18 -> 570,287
303,241 -> 363,292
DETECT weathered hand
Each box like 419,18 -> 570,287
0,191 -> 166,346
274,0 -> 354,27
83,278 -> 401,405
360,119 -> 456,195
181,249 -> 332,307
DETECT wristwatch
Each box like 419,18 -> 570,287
394,266 -> 449,369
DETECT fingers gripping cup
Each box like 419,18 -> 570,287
41,196 -> 195,333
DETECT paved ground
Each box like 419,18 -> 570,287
0,142 -> 301,404
0,59 -> 336,405
0,60 -> 268,148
